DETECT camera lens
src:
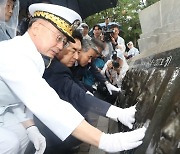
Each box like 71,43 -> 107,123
112,61 -> 120,68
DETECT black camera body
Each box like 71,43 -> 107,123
111,51 -> 120,68
103,29 -> 114,42
112,61 -> 120,68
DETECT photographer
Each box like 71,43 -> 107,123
110,24 -> 126,53
101,51 -> 124,88
102,24 -> 126,62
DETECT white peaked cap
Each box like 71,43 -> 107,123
29,3 -> 82,42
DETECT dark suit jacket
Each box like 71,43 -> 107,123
43,58 -> 111,117
71,61 -> 107,85
35,58 -> 111,150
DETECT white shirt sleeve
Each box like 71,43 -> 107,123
101,60 -> 111,75
116,36 -> 126,53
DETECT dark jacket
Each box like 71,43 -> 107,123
71,61 -> 107,85
35,58 -> 111,151
43,58 -> 111,117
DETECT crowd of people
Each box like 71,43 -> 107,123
0,0 -> 145,154
78,17 -> 139,95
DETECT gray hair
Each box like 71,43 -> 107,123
91,38 -> 105,51
81,39 -> 99,54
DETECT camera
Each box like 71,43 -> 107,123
112,61 -> 120,68
103,29 -> 114,42
111,51 -> 120,68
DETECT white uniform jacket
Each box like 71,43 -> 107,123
0,32 -> 84,141
0,77 -> 32,122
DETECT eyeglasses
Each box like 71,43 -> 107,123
39,23 -> 69,48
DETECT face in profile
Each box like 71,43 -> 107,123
31,20 -> 67,59
78,48 -> 97,67
58,38 -> 81,67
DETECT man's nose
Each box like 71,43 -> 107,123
88,58 -> 92,63
73,52 -> 79,60
9,8 -> 13,13
56,42 -> 64,51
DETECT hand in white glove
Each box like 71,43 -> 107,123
86,91 -> 94,96
106,105 -> 136,129
26,126 -> 46,154
105,82 -> 121,95
99,127 -> 146,153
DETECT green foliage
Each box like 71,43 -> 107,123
146,0 -> 160,7
84,0 -> 159,48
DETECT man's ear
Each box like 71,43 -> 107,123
31,21 -> 41,36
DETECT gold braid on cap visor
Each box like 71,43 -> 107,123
34,11 -> 73,36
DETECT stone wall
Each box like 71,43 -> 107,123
116,0 -> 180,153
138,0 -> 180,55
119,49 -> 180,154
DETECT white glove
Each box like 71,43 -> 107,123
86,90 -> 94,96
99,127 -> 146,153
105,82 -> 121,95
26,126 -> 46,154
106,105 -> 136,129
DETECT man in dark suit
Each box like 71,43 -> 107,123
71,38 -> 121,103
72,38 -> 121,93
34,31 -> 144,153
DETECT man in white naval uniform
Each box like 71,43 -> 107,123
0,1 -> 45,154
0,3 -> 146,153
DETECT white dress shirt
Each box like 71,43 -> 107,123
115,36 -> 126,53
